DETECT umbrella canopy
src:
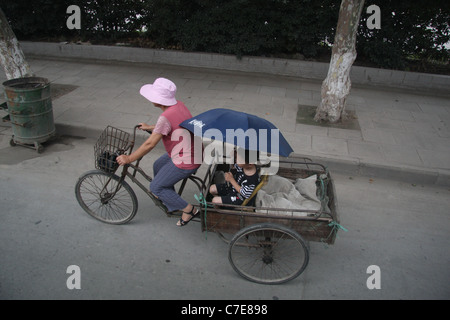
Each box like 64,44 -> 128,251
180,108 -> 293,157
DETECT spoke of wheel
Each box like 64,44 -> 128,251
79,174 -> 132,222
231,228 -> 306,283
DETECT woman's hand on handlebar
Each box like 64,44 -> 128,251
138,123 -> 154,131
118,127 -> 163,166
116,154 -> 131,166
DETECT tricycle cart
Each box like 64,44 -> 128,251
75,125 -> 340,285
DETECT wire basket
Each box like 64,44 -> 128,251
94,126 -> 131,173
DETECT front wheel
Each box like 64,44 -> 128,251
75,170 -> 138,224
228,223 -> 309,285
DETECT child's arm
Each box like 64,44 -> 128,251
239,169 -> 259,199
224,172 -> 241,194
239,182 -> 257,199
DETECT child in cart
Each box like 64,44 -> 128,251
210,149 -> 260,206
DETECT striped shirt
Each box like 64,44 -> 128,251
232,164 -> 260,199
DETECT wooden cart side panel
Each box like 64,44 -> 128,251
202,210 -> 337,245
276,167 -> 322,180
327,174 -> 339,223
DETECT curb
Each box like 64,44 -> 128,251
289,153 -> 450,187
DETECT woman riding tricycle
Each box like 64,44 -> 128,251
75,77 -> 341,284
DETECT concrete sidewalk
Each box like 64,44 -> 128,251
1,57 -> 449,186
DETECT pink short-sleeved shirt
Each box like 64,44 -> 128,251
153,116 -> 172,136
152,102 -> 201,170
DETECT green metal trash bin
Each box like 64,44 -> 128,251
2,77 -> 56,153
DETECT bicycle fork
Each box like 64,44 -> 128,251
99,167 -> 129,204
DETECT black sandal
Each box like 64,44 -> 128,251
177,207 -> 199,227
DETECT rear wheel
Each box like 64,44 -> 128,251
75,170 -> 138,224
228,223 -> 309,284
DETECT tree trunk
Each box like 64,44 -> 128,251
0,8 -> 33,80
314,0 -> 365,123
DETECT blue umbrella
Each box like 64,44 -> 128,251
180,108 -> 293,157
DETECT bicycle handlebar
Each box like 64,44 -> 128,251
125,124 -> 153,155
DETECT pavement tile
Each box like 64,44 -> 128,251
347,140 -> 384,161
435,126 -> 450,138
82,107 -> 122,127
298,81 -> 321,91
417,149 -> 450,170
285,88 -> 307,100
390,100 -> 422,112
259,86 -> 287,98
312,135 -> 349,156
386,109 -> 415,122
242,91 -> 274,106
55,106 -> 92,124
51,101 -> 73,119
234,83 -> 260,93
381,144 -> 424,167
190,88 -> 220,99
72,76 -> 103,88
262,113 -> 296,133
296,123 -> 328,137
361,128 -> 397,145
328,127 -> 363,141
215,90 -> 245,101
110,112 -> 155,129
280,101 -> 300,119
283,132 -> 312,152
418,102 -> 450,115
371,118 -> 405,131
182,79 -> 213,90
402,120 -> 438,133
208,81 -> 237,91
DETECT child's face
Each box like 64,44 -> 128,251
235,150 -> 256,168
236,152 -> 245,166
236,154 -> 253,169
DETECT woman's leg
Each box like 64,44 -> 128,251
150,157 -> 196,212
176,203 -> 199,226
153,153 -> 171,178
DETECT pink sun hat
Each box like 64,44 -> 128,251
140,78 -> 177,106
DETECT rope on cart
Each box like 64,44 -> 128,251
317,173 -> 330,213
326,221 -> 348,245
318,221 -> 348,248
194,193 -> 208,239
328,221 -> 348,233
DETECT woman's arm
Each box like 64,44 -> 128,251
138,123 -> 155,132
116,132 -> 163,165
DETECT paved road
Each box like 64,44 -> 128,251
0,133 -> 448,300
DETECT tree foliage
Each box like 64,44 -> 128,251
357,0 -> 450,69
1,0 -> 448,71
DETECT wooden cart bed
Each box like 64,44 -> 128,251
200,161 -> 340,245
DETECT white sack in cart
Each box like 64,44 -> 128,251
255,174 -> 321,216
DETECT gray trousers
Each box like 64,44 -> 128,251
150,153 -> 198,212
